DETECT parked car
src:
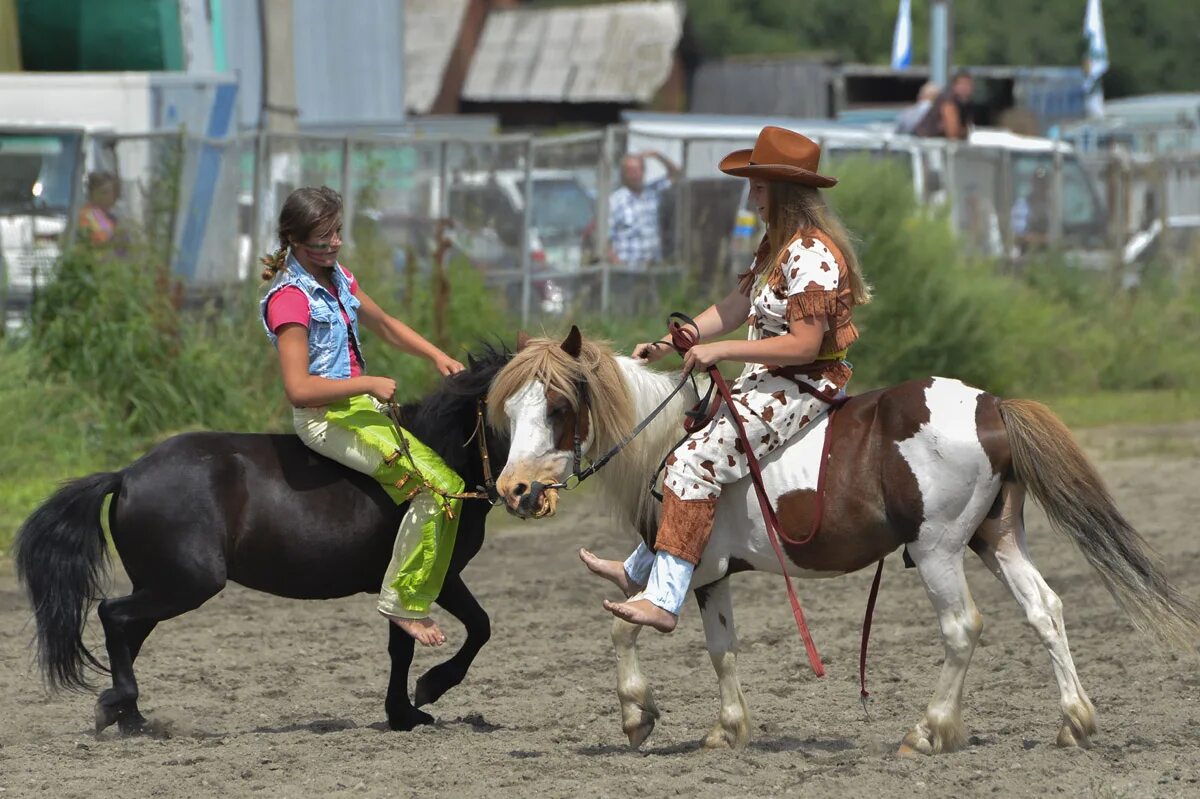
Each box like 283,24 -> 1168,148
443,168 -> 596,314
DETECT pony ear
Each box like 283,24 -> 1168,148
561,325 -> 582,358
516,330 -> 532,351
466,353 -> 478,369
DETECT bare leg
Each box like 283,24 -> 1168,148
603,598 -> 677,632
580,548 -> 645,598
972,484 -> 1097,747
381,613 -> 445,647
695,577 -> 750,749
603,549 -> 691,632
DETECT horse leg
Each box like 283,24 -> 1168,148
695,576 -> 750,750
971,483 -> 1097,748
611,613 -> 660,748
385,623 -> 433,731
901,549 -> 983,755
413,573 -> 490,708
96,585 -> 215,735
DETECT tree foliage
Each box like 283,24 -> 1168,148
530,0 -> 1200,98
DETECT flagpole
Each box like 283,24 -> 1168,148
930,0 -> 953,87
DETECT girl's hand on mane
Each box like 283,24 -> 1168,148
632,340 -> 673,363
432,352 -> 466,376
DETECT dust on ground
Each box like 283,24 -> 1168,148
2,423 -> 1199,798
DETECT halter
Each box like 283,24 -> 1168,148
531,370 -> 698,495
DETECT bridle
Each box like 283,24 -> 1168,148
531,369 -> 697,495
385,398 -> 502,506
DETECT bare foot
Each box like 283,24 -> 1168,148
580,548 -> 644,598
384,614 -> 446,647
602,598 -> 677,632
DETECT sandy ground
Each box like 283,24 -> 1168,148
2,423 -> 1200,799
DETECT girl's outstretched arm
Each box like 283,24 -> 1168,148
356,289 -> 464,376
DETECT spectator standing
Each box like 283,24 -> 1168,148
914,70 -> 974,140
608,150 -> 680,267
78,171 -> 120,245
895,81 -> 941,135
1010,167 -> 1051,255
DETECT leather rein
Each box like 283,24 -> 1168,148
385,398 -> 502,506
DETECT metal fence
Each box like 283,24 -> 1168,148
5,124 -> 1199,330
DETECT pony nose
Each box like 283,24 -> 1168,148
517,482 -> 545,516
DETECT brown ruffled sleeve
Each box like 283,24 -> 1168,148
784,290 -> 841,321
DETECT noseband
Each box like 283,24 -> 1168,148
532,364 -> 697,495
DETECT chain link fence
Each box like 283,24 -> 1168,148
5,124 -> 1199,331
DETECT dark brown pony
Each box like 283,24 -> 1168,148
15,346 -> 510,734
487,329 -> 1200,753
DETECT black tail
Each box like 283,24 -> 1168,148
14,471 -> 122,691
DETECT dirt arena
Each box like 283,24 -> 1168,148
2,423 -> 1199,798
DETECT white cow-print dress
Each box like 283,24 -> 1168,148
663,231 -> 859,502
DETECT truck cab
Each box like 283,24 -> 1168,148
0,125 -> 97,329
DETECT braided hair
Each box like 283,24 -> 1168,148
260,186 -> 343,281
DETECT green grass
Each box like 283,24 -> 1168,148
1038,389 -> 1200,429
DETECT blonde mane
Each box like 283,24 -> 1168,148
488,336 -> 635,455
489,334 -> 698,538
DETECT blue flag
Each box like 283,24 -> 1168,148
1083,0 -> 1108,117
891,0 -> 913,70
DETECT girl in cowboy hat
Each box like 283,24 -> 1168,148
581,126 -> 872,632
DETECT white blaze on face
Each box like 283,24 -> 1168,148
501,380 -> 571,480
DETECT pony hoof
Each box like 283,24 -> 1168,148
702,726 -> 734,750
117,711 -> 150,736
1056,721 -> 1092,749
389,707 -> 435,732
897,730 -> 933,756
625,719 -> 655,749
94,699 -> 122,735
622,693 -> 661,749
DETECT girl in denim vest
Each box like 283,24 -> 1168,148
261,186 -> 464,646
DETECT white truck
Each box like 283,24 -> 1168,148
0,72 -> 240,328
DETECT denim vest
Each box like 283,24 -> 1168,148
261,254 -> 365,379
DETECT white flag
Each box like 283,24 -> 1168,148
891,0 -> 912,70
1083,0 -> 1108,117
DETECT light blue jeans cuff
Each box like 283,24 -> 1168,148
642,550 -> 694,616
623,542 -> 655,586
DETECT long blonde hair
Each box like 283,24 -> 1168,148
488,336 -> 634,455
765,181 -> 872,305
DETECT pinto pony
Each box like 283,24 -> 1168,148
488,328 -> 1199,754
15,347 -> 510,735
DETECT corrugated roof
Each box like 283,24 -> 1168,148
405,0 -> 470,114
462,1 -> 683,104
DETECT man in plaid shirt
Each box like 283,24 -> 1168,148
608,150 -> 680,268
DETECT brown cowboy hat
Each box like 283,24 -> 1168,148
719,126 -> 837,188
